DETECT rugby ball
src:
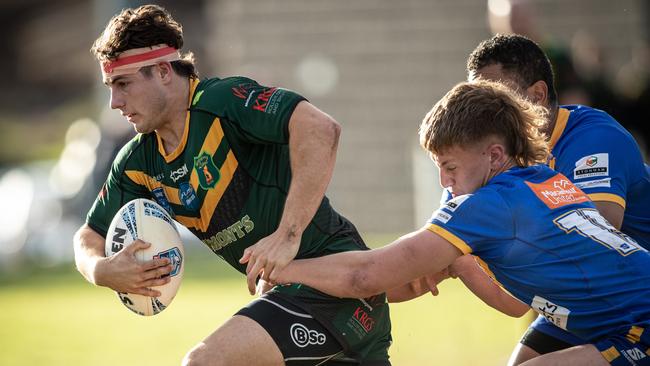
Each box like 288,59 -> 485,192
104,198 -> 184,316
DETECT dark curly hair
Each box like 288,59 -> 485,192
91,4 -> 197,78
467,34 -> 557,106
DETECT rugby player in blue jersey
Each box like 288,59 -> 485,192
464,34 -> 650,364
271,80 -> 650,366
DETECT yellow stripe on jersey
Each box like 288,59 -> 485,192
427,224 -> 473,254
174,118 -> 238,232
473,256 -> 519,298
588,193 -> 626,209
601,346 -> 620,362
124,170 -> 182,205
548,108 -> 570,151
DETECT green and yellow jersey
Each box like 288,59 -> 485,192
87,76 -> 391,360
88,76 -> 368,272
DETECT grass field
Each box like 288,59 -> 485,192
0,243 -> 530,366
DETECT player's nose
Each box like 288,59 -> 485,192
110,89 -> 125,110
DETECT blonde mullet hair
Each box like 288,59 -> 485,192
419,80 -> 549,167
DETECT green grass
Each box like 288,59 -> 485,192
0,247 -> 530,366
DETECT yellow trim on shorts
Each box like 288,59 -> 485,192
626,325 -> 644,344
588,193 -> 626,209
427,224 -> 473,255
601,346 -> 620,362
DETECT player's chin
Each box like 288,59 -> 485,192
134,124 -> 153,134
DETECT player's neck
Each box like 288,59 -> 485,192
156,78 -> 191,154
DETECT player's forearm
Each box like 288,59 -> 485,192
73,224 -> 107,286
280,102 -> 340,237
275,251 -> 384,299
454,257 -> 529,317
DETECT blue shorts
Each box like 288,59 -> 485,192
525,316 -> 650,365
594,323 -> 650,365
529,315 -> 585,347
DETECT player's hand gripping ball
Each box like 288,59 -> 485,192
105,198 -> 185,316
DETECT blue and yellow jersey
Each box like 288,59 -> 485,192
429,165 -> 650,341
87,76 -> 368,274
548,105 -> 650,248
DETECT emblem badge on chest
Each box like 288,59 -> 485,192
193,151 -> 221,190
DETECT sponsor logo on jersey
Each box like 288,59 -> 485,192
433,210 -> 452,224
623,348 -> 647,362
290,323 -> 326,348
348,306 -> 375,333
151,187 -> 175,217
204,215 -> 255,252
525,174 -> 589,209
574,177 -> 611,189
574,153 -> 609,179
154,247 -> 183,277
179,182 -> 199,211
252,87 -> 280,113
531,295 -> 570,330
445,194 -> 470,212
170,164 -> 189,183
232,83 -> 258,107
191,90 -> 204,106
194,151 -> 221,190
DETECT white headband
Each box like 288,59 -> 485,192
101,44 -> 181,79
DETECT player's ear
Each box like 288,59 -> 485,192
156,62 -> 173,83
487,143 -> 506,167
526,80 -> 549,105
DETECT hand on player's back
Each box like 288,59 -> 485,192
96,240 -> 172,297
240,230 -> 301,295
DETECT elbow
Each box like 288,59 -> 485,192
348,268 -> 383,298
323,116 -> 341,150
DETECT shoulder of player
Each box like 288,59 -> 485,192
563,105 -> 630,139
196,76 -> 258,99
112,133 -> 155,169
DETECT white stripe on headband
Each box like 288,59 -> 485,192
101,44 -> 181,79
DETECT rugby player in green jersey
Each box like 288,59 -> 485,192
73,4 -> 405,366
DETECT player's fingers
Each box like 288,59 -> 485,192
246,260 -> 264,295
430,285 -> 440,296
239,247 -> 253,264
142,257 -> 171,270
140,276 -> 171,289
424,275 -> 439,292
260,263 -> 274,282
127,240 -> 151,254
130,286 -> 162,297
145,264 -> 173,279
246,270 -> 257,295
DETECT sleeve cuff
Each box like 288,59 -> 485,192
427,224 -> 473,255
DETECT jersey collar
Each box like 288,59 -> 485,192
157,78 -> 200,162
548,107 -> 570,151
